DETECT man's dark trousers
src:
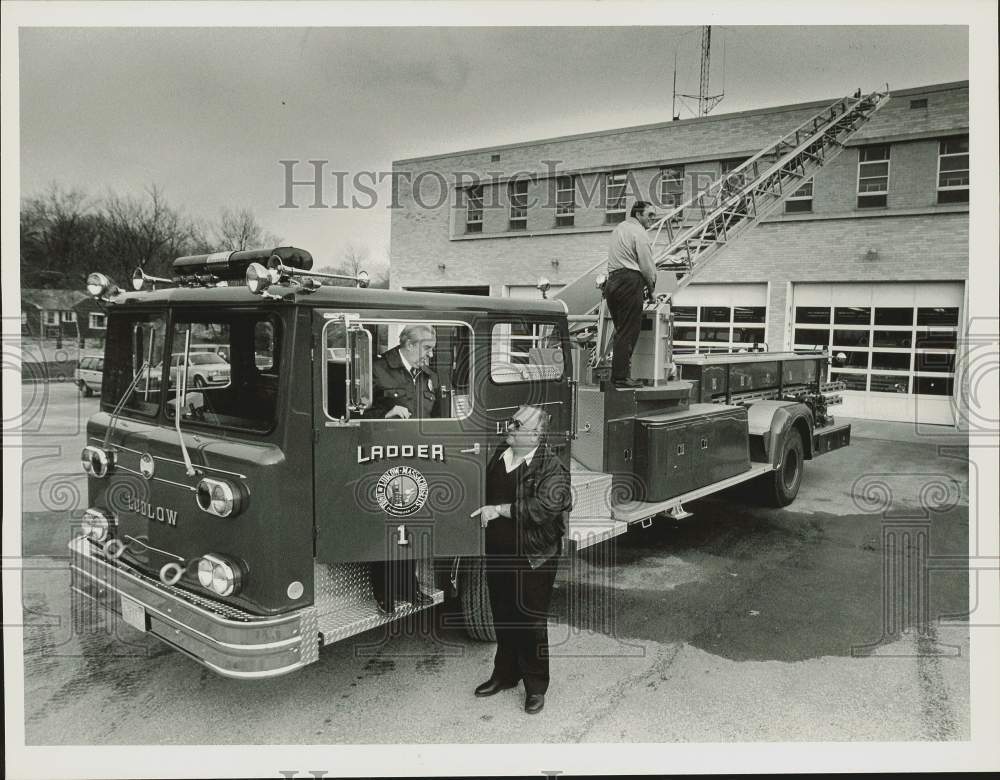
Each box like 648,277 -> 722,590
486,555 -> 559,695
604,269 -> 646,382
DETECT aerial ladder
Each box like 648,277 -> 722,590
553,87 -> 891,382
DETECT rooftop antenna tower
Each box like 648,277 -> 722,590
672,25 -> 725,119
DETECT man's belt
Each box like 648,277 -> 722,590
607,267 -> 644,277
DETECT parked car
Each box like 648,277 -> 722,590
189,343 -> 230,362
75,356 -> 103,397
168,352 -> 231,388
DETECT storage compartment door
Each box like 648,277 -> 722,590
690,411 -> 751,488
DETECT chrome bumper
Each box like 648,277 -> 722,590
69,537 -> 319,678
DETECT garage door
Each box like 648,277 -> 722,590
671,283 -> 769,355
792,282 -> 964,426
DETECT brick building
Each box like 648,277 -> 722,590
390,81 -> 969,426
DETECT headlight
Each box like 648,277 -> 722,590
196,554 -> 242,597
195,477 -> 246,518
245,262 -> 271,294
81,508 -> 113,543
81,445 -> 113,478
86,272 -> 119,298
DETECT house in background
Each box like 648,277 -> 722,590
21,289 -> 107,348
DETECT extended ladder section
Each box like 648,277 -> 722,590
553,87 -> 890,368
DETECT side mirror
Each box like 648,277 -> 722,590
347,324 -> 373,414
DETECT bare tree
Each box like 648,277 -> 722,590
340,240 -> 371,277
312,242 -> 384,287
20,183 -> 101,288
99,185 -> 196,279
214,207 -> 282,252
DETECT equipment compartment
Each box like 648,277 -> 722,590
633,404 -> 750,502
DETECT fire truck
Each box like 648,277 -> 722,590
71,88 -> 888,677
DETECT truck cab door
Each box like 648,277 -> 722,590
312,311 -> 487,565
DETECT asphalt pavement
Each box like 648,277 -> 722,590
14,385 -> 971,744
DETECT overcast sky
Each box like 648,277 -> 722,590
19,24 -> 969,272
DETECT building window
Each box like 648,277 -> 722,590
605,171 -> 627,224
61,310 -> 77,323
89,312 -> 107,330
937,136 -> 969,204
720,158 -> 749,190
857,145 -> 890,208
671,304 -> 767,355
658,166 -> 685,209
785,179 -> 813,213
555,175 -> 575,227
909,98 -> 928,109
721,158 -> 747,175
44,310 -> 59,326
508,179 -> 528,231
464,185 -> 483,233
793,304 -> 958,396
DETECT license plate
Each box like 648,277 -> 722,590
120,595 -> 148,632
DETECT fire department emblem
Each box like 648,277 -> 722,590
375,466 -> 428,517
139,452 -> 155,480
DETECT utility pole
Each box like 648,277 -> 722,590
672,25 -> 725,119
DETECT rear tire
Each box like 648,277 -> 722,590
79,381 -> 93,397
763,428 -> 804,507
459,557 -> 495,641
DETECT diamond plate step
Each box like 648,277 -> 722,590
313,560 -> 443,646
565,471 -> 622,552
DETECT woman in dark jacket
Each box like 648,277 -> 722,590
470,404 -> 572,714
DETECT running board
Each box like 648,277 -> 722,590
613,461 -> 774,525
563,518 -> 628,554
314,561 -> 442,646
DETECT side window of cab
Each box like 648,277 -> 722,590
322,318 -> 473,422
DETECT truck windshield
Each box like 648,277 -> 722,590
102,312 -> 167,416
164,312 -> 280,433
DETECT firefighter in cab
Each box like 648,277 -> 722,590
366,324 -> 440,419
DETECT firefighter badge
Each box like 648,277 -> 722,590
375,466 -> 429,517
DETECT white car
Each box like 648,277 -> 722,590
190,343 -> 230,362
75,356 -> 104,397
169,352 -> 231,388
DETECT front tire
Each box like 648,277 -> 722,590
193,375 -> 206,388
459,557 -> 495,641
79,381 -> 93,398
764,428 -> 804,507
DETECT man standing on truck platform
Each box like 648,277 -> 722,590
367,324 -> 439,613
604,200 -> 658,389
471,405 -> 572,715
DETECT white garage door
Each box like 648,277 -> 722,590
792,282 -> 964,426
671,283 -> 769,355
